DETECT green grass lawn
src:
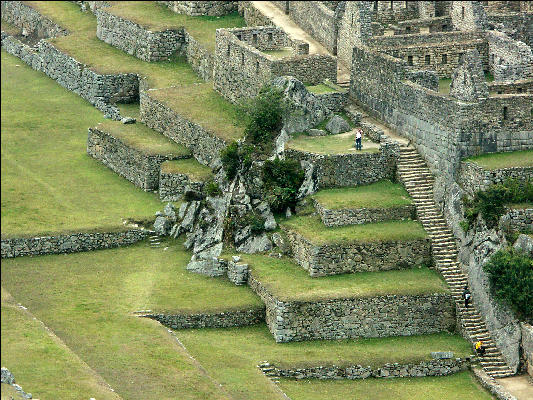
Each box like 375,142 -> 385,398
177,326 -> 475,399
237,254 -> 447,301
161,159 -> 213,181
148,84 -> 245,142
263,47 -> 294,59
312,180 -> 412,210
306,81 -> 343,94
464,150 -> 533,169
106,1 -> 246,52
507,202 -> 533,209
281,215 -> 427,245
1,51 -> 166,237
287,133 -> 379,154
0,241 -> 263,399
96,120 -> 191,157
1,288 -> 120,400
279,371 -> 493,400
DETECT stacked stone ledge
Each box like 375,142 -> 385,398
282,228 -> 432,277
140,90 -> 227,168
158,1 -> 238,17
499,208 -> 533,233
158,171 -> 205,201
260,358 -> 471,380
87,126 -> 188,191
1,0 -> 68,39
1,229 -> 148,258
314,198 -> 416,227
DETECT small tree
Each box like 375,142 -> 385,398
263,157 -> 305,213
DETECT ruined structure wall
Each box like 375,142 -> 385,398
157,1 -> 237,16
0,0 -> 68,38
488,12 -> 533,49
487,31 -> 533,82
450,1 -> 488,31
144,308 -> 265,329
371,0 -> 419,24
337,1 -> 373,68
238,1 -> 276,27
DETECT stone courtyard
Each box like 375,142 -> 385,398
1,1 -> 532,399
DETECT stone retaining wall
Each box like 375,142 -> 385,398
96,8 -> 185,62
285,141 -> 399,189
87,126 -> 185,191
183,30 -> 213,81
140,90 -> 227,168
314,199 -> 416,227
143,307 -> 265,329
248,272 -> 455,342
500,208 -> 533,233
159,171 -> 204,201
1,0 -> 68,38
311,90 -> 348,113
458,161 -> 533,196
1,229 -> 148,258
283,228 -> 432,277
260,358 -> 470,380
158,1 -> 237,16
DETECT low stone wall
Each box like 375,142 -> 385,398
183,30 -> 213,81
248,272 -> 455,342
260,358 -> 470,380
159,171 -> 204,201
238,1 -> 276,27
87,127 -> 184,191
458,161 -> 533,196
314,199 -> 416,227
489,79 -> 533,95
140,90 -> 227,168
1,0 -> 68,38
312,90 -> 348,113
1,229 -> 148,258
143,307 -> 265,329
158,1 -> 237,16
283,228 -> 432,277
96,8 -> 185,62
499,208 -> 533,233
1,34 -> 137,119
285,141 -> 399,189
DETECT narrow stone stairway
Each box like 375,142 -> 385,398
148,232 -> 162,248
397,147 -> 515,379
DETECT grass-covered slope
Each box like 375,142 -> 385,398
464,150 -> 533,170
1,51 -> 164,237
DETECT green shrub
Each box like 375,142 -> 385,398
463,178 -> 532,229
220,141 -> 241,180
483,247 -> 533,322
205,180 -> 222,197
263,158 -> 305,213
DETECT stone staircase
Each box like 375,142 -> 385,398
397,147 -> 515,379
148,232 -> 162,248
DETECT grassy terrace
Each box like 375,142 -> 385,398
287,132 -> 379,155
96,120 -> 191,157
238,254 -> 446,301
313,180 -> 412,209
281,215 -> 427,245
464,150 -> 533,169
1,51 -> 165,237
263,47 -> 294,59
280,371 -> 492,400
148,84 -> 245,141
177,326 -> 476,399
306,81 -> 344,94
106,1 -> 246,52
161,159 -> 213,181
1,288 -> 120,400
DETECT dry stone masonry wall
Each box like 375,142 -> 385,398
159,171 -> 204,201
458,162 -> 533,196
158,1 -> 237,17
1,230 -> 148,258
500,208 -> 533,233
487,30 -> 533,82
283,228 -> 432,277
1,0 -> 68,38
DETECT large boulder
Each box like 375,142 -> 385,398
513,234 -> 533,256
325,115 -> 350,134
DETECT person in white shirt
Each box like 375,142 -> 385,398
355,129 -> 362,150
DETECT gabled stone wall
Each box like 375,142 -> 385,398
487,31 -> 533,82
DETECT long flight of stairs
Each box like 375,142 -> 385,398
397,146 -> 515,379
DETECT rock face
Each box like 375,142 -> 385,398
271,76 -> 330,134
513,234 -> 533,256
325,115 -> 350,134
449,49 -> 489,102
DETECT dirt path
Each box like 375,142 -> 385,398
250,1 -> 350,83
495,375 -> 533,400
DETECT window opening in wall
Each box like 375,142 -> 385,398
458,52 -> 464,62
408,55 -> 413,65
461,6 -> 465,19
497,91 -> 502,94
374,1 -> 378,11
442,54 -> 447,64
268,32 -> 273,42
351,13 -> 354,26
256,61 -> 260,73
517,87 -> 523,93
227,45 -> 231,56
503,106 -> 508,120
405,1 -> 408,9
391,1 -> 394,10
425,55 -> 430,65
442,24 -> 447,30
242,52 -> 245,65
253,33 -> 258,44
406,26 -> 411,33
236,34 -> 242,41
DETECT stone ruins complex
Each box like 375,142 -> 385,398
1,0 -> 532,395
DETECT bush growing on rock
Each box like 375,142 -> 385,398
483,247 -> 533,322
263,157 -> 305,213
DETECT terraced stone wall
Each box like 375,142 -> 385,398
87,127 -> 185,191
143,307 -> 265,329
158,1 -> 237,16
312,90 -> 348,113
458,161 -> 533,196
350,45 -> 533,178
140,90 -> 227,168
159,171 -> 204,201
1,230 -> 149,258
1,0 -> 68,38
214,27 -> 336,103
283,228 -> 432,276
96,8 -> 185,62
249,274 -> 455,342
314,200 -> 416,227
500,208 -> 533,233
285,141 -> 399,189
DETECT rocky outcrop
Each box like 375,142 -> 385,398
1,367 -> 32,399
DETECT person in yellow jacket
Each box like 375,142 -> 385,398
475,341 -> 485,356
